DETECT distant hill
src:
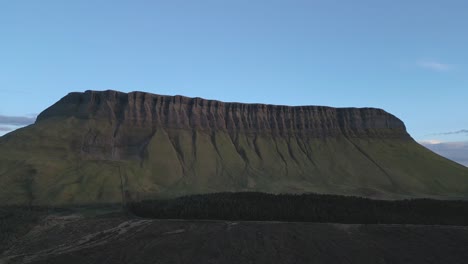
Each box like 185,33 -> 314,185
0,90 -> 467,205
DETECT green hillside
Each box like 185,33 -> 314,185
0,90 -> 468,205
0,119 -> 467,205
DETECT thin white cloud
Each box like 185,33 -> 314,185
417,60 -> 452,72
418,139 -> 444,145
426,129 -> 468,137
437,129 -> 468,136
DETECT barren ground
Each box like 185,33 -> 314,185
2,212 -> 468,264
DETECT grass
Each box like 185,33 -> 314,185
0,117 -> 467,205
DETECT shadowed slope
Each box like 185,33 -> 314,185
0,90 -> 467,205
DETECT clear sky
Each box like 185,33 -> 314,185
1,0 -> 467,143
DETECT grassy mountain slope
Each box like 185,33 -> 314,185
0,119 -> 467,205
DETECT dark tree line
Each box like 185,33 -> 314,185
128,192 -> 468,225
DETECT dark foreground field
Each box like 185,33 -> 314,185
2,212 -> 468,264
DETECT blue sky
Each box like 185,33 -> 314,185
0,0 -> 467,144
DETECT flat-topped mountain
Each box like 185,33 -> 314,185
0,90 -> 467,205
37,90 -> 408,138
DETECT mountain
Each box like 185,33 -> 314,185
0,90 -> 467,205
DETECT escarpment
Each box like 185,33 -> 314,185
37,90 -> 409,138
1,90 -> 467,205
34,90 -> 411,161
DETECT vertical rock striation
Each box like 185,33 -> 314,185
37,90 -> 410,138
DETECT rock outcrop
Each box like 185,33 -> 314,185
38,90 -> 409,138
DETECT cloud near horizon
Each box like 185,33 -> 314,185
417,60 -> 452,72
419,139 -> 443,145
0,115 -> 36,126
0,126 -> 13,132
420,141 -> 468,167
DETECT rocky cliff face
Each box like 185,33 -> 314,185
37,90 -> 409,138
35,90 -> 411,161
1,90 -> 467,205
